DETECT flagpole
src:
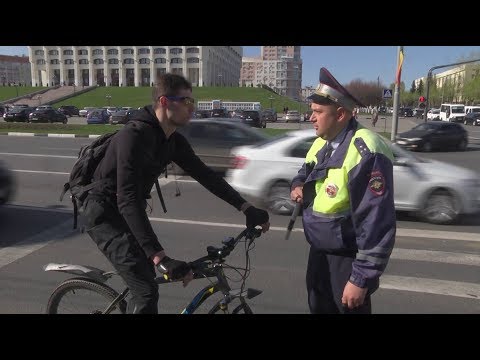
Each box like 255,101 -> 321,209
391,46 -> 403,142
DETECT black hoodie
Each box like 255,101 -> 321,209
90,105 -> 247,258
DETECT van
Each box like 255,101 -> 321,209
464,106 -> 480,115
439,103 -> 465,122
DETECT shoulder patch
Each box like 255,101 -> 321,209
368,170 -> 385,196
354,137 -> 371,157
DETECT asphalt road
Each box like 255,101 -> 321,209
0,122 -> 479,314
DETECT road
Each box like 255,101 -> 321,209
0,120 -> 479,313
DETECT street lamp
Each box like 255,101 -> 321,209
106,94 -> 112,106
14,83 -> 18,98
218,74 -> 222,86
268,95 -> 274,110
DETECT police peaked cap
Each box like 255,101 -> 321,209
307,67 -> 365,110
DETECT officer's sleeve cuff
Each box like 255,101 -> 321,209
349,271 -> 369,289
291,181 -> 304,192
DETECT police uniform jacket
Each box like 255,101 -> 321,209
291,118 -> 396,290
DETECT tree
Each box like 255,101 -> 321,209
410,81 -> 416,93
417,79 -> 424,95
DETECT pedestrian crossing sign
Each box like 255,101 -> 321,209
383,89 -> 393,98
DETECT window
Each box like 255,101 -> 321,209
154,48 -> 166,54
289,137 -> 317,158
35,50 -> 44,56
107,48 -> 118,55
170,47 -> 183,55
187,57 -> 199,63
93,59 -> 104,65
138,58 -> 150,64
124,58 -> 134,64
92,49 -> 103,55
186,47 -> 199,53
138,48 -> 150,54
64,59 -> 74,65
108,58 -> 119,64
50,59 -> 59,64
49,50 -> 59,55
79,59 -> 89,64
171,58 -> 183,64
123,48 -> 134,54
36,59 -> 46,65
63,49 -> 73,55
155,58 -> 166,64
78,49 -> 88,55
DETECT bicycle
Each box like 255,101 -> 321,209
44,227 -> 263,314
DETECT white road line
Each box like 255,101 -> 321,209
0,152 -> 76,159
0,220 -> 74,269
4,204 -> 480,243
391,248 -> 480,267
380,275 -> 480,299
12,169 -> 70,175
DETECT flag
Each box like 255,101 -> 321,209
395,48 -> 404,85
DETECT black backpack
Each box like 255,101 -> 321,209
59,130 -> 167,229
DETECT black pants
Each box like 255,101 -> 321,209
306,246 -> 372,314
83,197 -> 159,314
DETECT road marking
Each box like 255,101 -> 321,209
12,169 -> 70,175
380,275 -> 480,299
391,248 -> 480,266
0,152 -> 76,159
0,220 -> 74,269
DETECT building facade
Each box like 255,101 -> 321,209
28,46 -> 242,87
240,46 -> 302,100
0,55 -> 31,86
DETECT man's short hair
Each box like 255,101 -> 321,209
152,73 -> 192,104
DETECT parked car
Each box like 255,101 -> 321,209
3,106 -> 36,122
237,110 -> 266,128
0,160 -> 15,205
210,108 -> 229,118
395,121 -> 468,152
285,110 -> 301,122
29,109 -> 68,124
79,107 -> 96,117
193,110 -> 210,119
175,118 -> 270,173
58,105 -> 80,116
399,107 -> 414,117
225,129 -> 480,224
414,108 -> 425,119
426,108 -> 440,121
262,109 -> 277,122
87,109 -> 110,124
463,112 -> 480,126
109,109 -> 139,125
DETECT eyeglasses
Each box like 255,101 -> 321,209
164,96 -> 195,106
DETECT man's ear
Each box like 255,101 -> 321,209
159,96 -> 168,107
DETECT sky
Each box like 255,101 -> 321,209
3,46 -> 480,89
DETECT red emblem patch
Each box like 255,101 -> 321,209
369,171 -> 385,196
325,183 -> 338,198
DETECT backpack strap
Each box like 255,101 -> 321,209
155,179 -> 167,213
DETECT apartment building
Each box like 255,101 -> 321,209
0,55 -> 31,85
240,46 -> 302,100
28,46 -> 242,87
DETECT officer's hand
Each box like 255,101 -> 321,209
341,281 -> 368,309
244,205 -> 270,233
157,256 -> 192,281
290,186 -> 303,203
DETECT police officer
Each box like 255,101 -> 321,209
290,68 -> 396,314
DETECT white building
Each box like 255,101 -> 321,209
0,55 -> 31,85
28,46 -> 242,87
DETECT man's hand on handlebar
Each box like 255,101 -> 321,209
242,202 -> 270,233
151,251 -> 194,287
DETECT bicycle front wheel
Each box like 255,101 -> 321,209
46,278 -> 126,314
208,297 -> 253,314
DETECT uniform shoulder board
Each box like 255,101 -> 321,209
354,137 -> 371,157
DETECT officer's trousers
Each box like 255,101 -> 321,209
306,246 -> 371,314
83,197 -> 159,314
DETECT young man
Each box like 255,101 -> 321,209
82,73 -> 270,314
290,68 -> 395,314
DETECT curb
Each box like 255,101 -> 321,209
0,132 -> 101,138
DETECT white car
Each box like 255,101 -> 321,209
226,129 -> 480,224
426,108 -> 440,121
285,110 -> 301,122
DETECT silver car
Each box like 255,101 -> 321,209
226,129 -> 480,224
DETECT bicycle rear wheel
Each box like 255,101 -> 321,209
46,278 -> 127,314
208,297 -> 253,314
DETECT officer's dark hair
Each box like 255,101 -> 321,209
152,73 -> 192,108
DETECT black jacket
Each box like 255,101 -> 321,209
90,105 -> 246,258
